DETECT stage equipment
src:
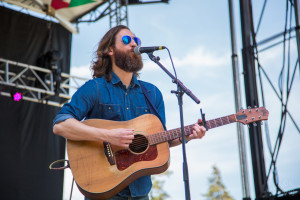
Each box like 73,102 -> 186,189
228,0 -> 251,199
240,0 -> 269,198
238,0 -> 300,199
134,46 -> 166,55
0,58 -> 88,107
2,0 -> 168,33
12,91 -> 22,101
43,50 -> 63,96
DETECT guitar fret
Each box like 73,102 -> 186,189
174,129 -> 179,138
213,119 -> 217,128
216,118 -> 223,127
173,129 -> 177,136
206,121 -> 212,130
188,125 -> 193,136
148,135 -> 152,144
164,134 -> 167,140
171,131 -> 176,140
220,117 -> 225,125
224,116 -> 230,124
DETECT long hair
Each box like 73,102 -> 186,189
91,25 -> 131,81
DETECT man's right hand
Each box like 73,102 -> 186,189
105,128 -> 134,148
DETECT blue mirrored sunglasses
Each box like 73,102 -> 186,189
122,35 -> 141,46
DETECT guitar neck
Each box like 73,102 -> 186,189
147,114 -> 237,145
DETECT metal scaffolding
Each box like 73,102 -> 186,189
0,58 -> 88,107
109,0 -> 128,28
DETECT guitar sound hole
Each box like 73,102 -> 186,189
129,134 -> 149,154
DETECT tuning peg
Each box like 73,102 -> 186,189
256,108 -> 259,112
254,105 -> 257,108
253,122 -> 257,126
240,107 -> 245,113
248,106 -> 252,109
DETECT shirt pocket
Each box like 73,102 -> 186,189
99,104 -> 121,121
135,106 -> 149,117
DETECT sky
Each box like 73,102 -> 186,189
61,1 -> 300,200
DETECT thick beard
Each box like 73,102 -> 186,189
113,47 -> 143,73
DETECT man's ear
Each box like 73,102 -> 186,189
108,47 -> 113,56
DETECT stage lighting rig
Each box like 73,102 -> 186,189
12,92 -> 22,101
38,50 -> 63,96
10,87 -> 23,102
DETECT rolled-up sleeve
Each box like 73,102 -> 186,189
52,113 -> 75,126
52,79 -> 97,126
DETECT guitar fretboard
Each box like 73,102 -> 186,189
147,114 -> 237,145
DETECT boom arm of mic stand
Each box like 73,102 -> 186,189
147,52 -> 200,104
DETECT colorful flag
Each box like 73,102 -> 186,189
51,0 -> 95,10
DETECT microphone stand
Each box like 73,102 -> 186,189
147,52 -> 200,200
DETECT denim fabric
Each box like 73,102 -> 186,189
53,71 -> 166,197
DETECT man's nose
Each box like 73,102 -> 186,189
130,39 -> 137,47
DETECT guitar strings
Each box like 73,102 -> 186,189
129,128 -> 193,148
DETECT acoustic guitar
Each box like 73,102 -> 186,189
67,107 -> 269,199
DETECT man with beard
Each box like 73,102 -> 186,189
53,25 -> 206,200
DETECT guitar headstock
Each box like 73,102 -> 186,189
236,107 -> 269,125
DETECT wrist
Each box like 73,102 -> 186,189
178,137 -> 188,144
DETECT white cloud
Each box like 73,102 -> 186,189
142,45 -> 231,73
70,65 -> 92,79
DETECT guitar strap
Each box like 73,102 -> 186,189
139,81 -> 167,130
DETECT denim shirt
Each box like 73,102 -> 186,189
53,71 -> 166,197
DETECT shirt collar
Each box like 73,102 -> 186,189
111,71 -> 140,88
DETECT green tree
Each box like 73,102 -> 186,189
150,170 -> 172,200
203,165 -> 234,200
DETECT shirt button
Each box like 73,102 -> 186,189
125,92 -> 127,95
145,110 -> 148,112
108,107 -> 111,110
126,107 -> 129,110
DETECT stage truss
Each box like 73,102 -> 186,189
0,58 -> 88,107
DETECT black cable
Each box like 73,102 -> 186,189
257,61 -> 300,132
258,35 -> 296,53
165,48 -> 178,83
255,0 -> 268,35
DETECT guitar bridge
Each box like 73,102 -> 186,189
103,142 -> 115,165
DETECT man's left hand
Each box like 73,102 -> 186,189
186,119 -> 206,141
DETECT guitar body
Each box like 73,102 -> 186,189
67,114 -> 170,200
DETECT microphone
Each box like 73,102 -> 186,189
134,46 -> 166,55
